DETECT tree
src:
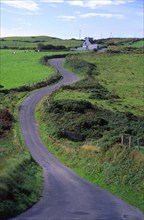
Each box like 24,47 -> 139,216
37,43 -> 45,51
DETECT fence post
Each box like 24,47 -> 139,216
129,136 -> 132,148
137,139 -> 140,150
121,135 -> 124,145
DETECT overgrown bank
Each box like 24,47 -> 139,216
36,96 -> 144,211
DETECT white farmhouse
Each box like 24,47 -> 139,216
83,37 -> 98,50
71,37 -> 98,51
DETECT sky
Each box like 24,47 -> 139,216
0,0 -> 143,39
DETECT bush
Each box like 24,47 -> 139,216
47,100 -> 94,114
0,109 -> 13,137
37,43 -> 67,51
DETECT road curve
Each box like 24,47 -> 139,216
12,59 -> 144,220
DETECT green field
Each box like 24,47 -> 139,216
0,50 -> 68,89
63,53 -> 144,116
0,36 -> 83,49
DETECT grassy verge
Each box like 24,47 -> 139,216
0,152 -> 42,219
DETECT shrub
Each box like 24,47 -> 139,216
37,43 -> 66,51
0,109 -> 13,137
47,100 -> 94,114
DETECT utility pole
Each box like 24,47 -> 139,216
79,29 -> 81,40
110,32 -> 113,38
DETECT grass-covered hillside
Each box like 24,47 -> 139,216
0,36 -> 83,50
36,49 -> 144,211
64,52 -> 144,116
1,36 -> 143,50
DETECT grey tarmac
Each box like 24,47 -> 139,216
11,58 -> 144,220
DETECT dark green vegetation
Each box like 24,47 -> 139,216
0,92 -> 42,219
43,97 -> 144,146
0,36 -> 82,50
36,49 -> 144,211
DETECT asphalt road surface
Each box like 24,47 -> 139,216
12,59 -> 144,220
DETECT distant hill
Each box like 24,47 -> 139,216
95,38 -> 144,48
0,36 -> 83,50
0,36 -> 143,50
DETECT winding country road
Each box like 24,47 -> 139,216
12,59 -> 144,220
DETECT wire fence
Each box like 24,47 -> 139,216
120,135 -> 144,149
85,135 -> 144,150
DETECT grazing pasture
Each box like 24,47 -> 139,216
0,50 -> 67,89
